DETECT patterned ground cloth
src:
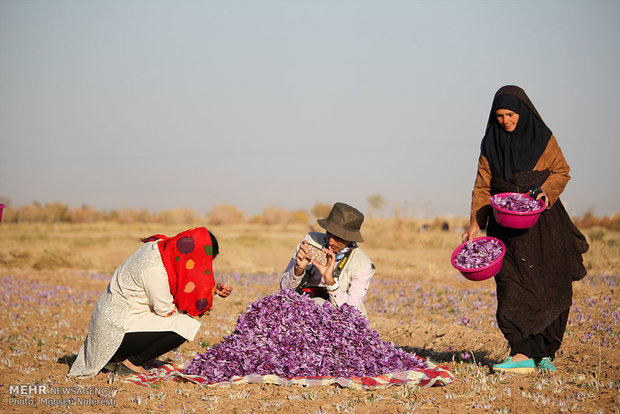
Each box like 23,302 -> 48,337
123,360 -> 455,389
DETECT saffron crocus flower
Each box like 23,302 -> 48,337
184,289 -> 428,382
454,239 -> 503,269
491,193 -> 540,212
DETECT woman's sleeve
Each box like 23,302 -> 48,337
329,263 -> 374,312
536,135 -> 571,207
470,154 -> 493,228
144,267 -> 177,317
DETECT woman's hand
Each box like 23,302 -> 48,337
462,222 -> 480,243
536,189 -> 550,209
293,242 -> 311,276
311,248 -> 337,286
215,283 -> 232,298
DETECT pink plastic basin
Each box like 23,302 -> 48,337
451,237 -> 506,281
490,192 -> 546,229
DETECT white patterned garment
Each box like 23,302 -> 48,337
280,232 -> 375,317
68,242 -> 201,378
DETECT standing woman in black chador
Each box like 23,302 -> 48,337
462,85 -> 589,373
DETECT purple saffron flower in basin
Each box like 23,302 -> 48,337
453,238 -> 503,270
184,289 -> 428,382
490,193 -> 541,213
489,193 -> 546,229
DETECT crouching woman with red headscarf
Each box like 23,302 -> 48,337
68,227 -> 232,378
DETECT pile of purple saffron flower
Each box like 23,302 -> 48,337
491,193 -> 541,212
184,289 -> 428,382
454,238 -> 503,269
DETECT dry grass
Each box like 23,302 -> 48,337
0,221 -> 618,413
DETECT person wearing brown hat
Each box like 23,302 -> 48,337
280,202 -> 376,317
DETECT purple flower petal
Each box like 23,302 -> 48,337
184,289 -> 428,381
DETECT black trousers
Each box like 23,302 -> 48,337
111,331 -> 186,367
510,308 -> 570,361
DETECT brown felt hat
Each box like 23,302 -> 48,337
317,202 -> 364,242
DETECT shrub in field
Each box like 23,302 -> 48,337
598,214 -> 620,231
39,202 -> 71,222
109,208 -> 141,224
208,204 -> 246,225
13,202 -> 73,223
311,202 -> 332,219
574,212 -> 620,231
134,208 -> 159,223
367,194 -> 386,217
67,205 -> 105,223
288,209 -> 310,225
15,202 -> 46,222
160,208 -> 202,225
260,206 -> 290,225
0,205 -> 17,223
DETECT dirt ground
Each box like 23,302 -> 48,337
0,222 -> 618,413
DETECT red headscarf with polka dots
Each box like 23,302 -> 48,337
142,227 -> 215,316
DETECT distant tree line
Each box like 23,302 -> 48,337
0,201 -> 317,226
572,211 -> 620,231
0,199 -> 617,231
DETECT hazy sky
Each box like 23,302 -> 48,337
1,0 -> 619,217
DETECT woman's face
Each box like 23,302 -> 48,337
326,232 -> 348,253
495,108 -> 519,132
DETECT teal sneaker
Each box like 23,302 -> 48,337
537,357 -> 557,372
492,356 -> 536,374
